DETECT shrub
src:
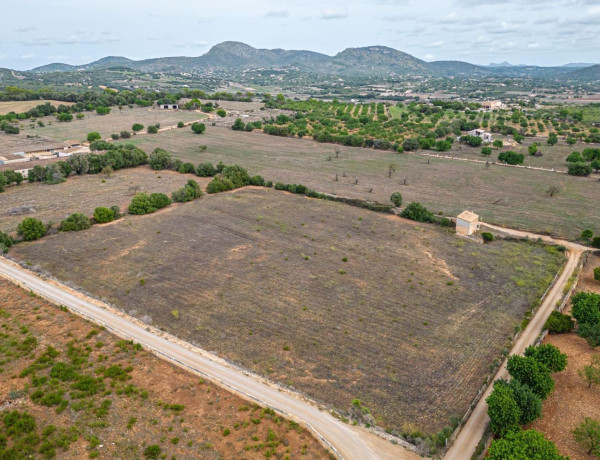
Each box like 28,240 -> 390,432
206,176 -> 235,194
250,175 -> 265,186
488,429 -> 566,460
196,162 -> 217,177
96,106 -> 110,115
390,192 -> 403,207
481,146 -> 492,156
507,379 -> 542,425
568,162 -> 592,176
0,230 -> 13,253
595,267 -> 600,282
177,122 -> 184,128
110,206 -> 121,219
57,112 -> 73,122
498,151 -> 525,165
401,202 -> 435,223
143,444 -> 161,459
524,344 -> 567,372
191,122 -> 206,134
481,232 -> 494,243
120,131 -> 131,139
274,182 -> 285,190
110,133 -> 119,140
178,162 -> 195,174
87,132 -> 101,142
148,148 -> 172,170
232,118 -> 245,131
566,151 -> 584,163
573,417 -> 600,456
132,123 -> 143,132
149,193 -> 171,209
544,311 -> 574,334
217,109 -> 226,117
582,229 -> 594,240
172,180 -> 202,202
128,193 -> 156,215
221,165 -> 251,188
147,125 -> 158,134
60,213 -> 91,232
93,207 -> 115,224
17,217 -> 46,241
593,237 -> 600,249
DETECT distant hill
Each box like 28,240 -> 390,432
561,62 -> 596,68
567,64 -> 600,82
19,42 -> 600,82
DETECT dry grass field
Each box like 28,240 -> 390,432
15,106 -> 206,142
530,253 -> 600,459
11,187 -> 564,434
0,100 -> 74,115
0,278 -> 330,459
122,126 -> 600,240
0,167 -> 206,233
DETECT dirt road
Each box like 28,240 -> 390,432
444,224 -> 587,459
0,257 -> 418,460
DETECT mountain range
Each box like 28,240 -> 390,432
25,41 -> 600,81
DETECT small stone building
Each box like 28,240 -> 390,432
159,103 -> 179,109
456,210 -> 480,236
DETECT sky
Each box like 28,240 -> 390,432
3,0 -> 600,70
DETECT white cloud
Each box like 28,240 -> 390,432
424,53 -> 435,60
321,8 -> 347,20
440,12 -> 459,23
20,53 -> 35,59
425,40 -> 444,47
527,42 -> 540,49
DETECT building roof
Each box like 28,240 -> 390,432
64,140 -> 82,146
457,210 -> 479,223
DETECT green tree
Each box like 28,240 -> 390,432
147,125 -> 158,134
486,381 -> 521,436
191,122 -> 206,134
96,106 -> 111,115
148,148 -> 172,170
87,132 -> 101,142
67,154 -> 89,175
507,355 -> 554,399
580,355 -> 600,388
544,311 -> 574,334
493,139 -> 503,149
216,108 -> 227,117
400,202 -> 435,223
566,151 -> 584,163
93,207 -> 115,223
402,138 -> 420,151
488,429 -> 566,460
60,213 -> 91,232
0,230 -> 14,253
481,146 -> 492,156
498,151 -> 525,165
568,162 -> 593,176
528,144 -> 538,155
592,159 -> 600,173
594,237 -> 600,250
128,193 -> 156,215
571,292 -> 600,326
149,193 -> 171,209
573,417 -> 600,456
390,192 -> 403,207
196,163 -> 216,177
595,267 -> 600,282
57,112 -> 73,122
120,131 -> 131,139
232,118 -> 245,131
222,165 -> 250,188
132,123 -> 144,132
548,132 -> 559,145
177,121 -> 185,128
17,217 -> 46,241
582,229 -> 594,240
508,379 -> 542,425
524,344 -> 567,373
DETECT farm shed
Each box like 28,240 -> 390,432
159,103 -> 179,110
456,210 -> 480,236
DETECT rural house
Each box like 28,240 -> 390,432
456,210 -> 480,236
467,129 -> 493,143
159,103 -> 179,109
482,100 -> 505,110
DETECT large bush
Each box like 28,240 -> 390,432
196,163 -> 217,177
488,429 -> 566,460
400,202 -> 435,223
128,193 -> 157,215
486,381 -> 521,436
221,165 -> 251,188
191,122 -> 206,134
87,132 -> 101,142
172,180 -> 202,202
498,151 -> 525,165
544,311 -> 574,334
17,218 -> 46,241
60,213 -> 91,232
507,355 -> 554,399
148,148 -> 172,170
149,193 -> 171,209
568,162 -> 593,176
0,230 -> 13,253
390,192 -> 403,207
93,207 -> 115,224
206,176 -> 235,194
524,344 -> 567,373
571,292 -> 600,326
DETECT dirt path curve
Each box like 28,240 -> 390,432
444,224 -> 588,460
0,257 -> 418,460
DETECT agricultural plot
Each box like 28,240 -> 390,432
15,106 -> 205,142
11,188 -> 564,434
0,100 -> 74,115
0,278 -> 329,459
0,167 -> 204,233
123,126 -> 600,240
